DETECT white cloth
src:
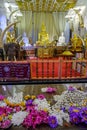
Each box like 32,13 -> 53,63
64,22 -> 70,44
73,14 -> 80,34
84,15 -> 87,30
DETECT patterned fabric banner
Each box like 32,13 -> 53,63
0,62 -> 30,81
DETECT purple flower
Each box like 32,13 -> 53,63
70,115 -> 80,124
61,107 -> 65,112
81,115 -> 87,124
48,116 -> 58,128
80,107 -> 87,117
68,86 -> 75,91
80,107 -> 87,124
37,94 -> 45,99
26,99 -> 33,106
69,106 -> 81,124
69,106 -> 80,116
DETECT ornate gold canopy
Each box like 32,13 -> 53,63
16,0 -> 77,12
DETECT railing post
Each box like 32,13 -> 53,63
58,57 -> 62,79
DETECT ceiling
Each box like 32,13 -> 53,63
0,0 -> 77,13
15,0 -> 77,12
0,0 -> 87,16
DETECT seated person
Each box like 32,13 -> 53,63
57,32 -> 66,46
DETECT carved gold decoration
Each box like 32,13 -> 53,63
71,34 -> 83,52
37,23 -> 54,57
38,47 -> 54,58
16,0 -> 77,12
0,21 -> 20,47
6,32 -> 10,43
38,23 -> 49,46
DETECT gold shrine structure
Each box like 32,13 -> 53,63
37,23 -> 54,58
71,34 -> 83,52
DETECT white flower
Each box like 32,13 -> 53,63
0,101 -> 6,107
41,87 -> 47,92
57,115 -> 63,126
63,113 -> 70,123
7,92 -> 23,104
59,110 -> 70,123
12,111 -> 28,126
33,98 -> 51,111
49,109 -> 70,126
52,88 -> 86,110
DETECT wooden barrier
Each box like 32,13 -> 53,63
30,58 -> 87,80
0,59 -> 86,81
